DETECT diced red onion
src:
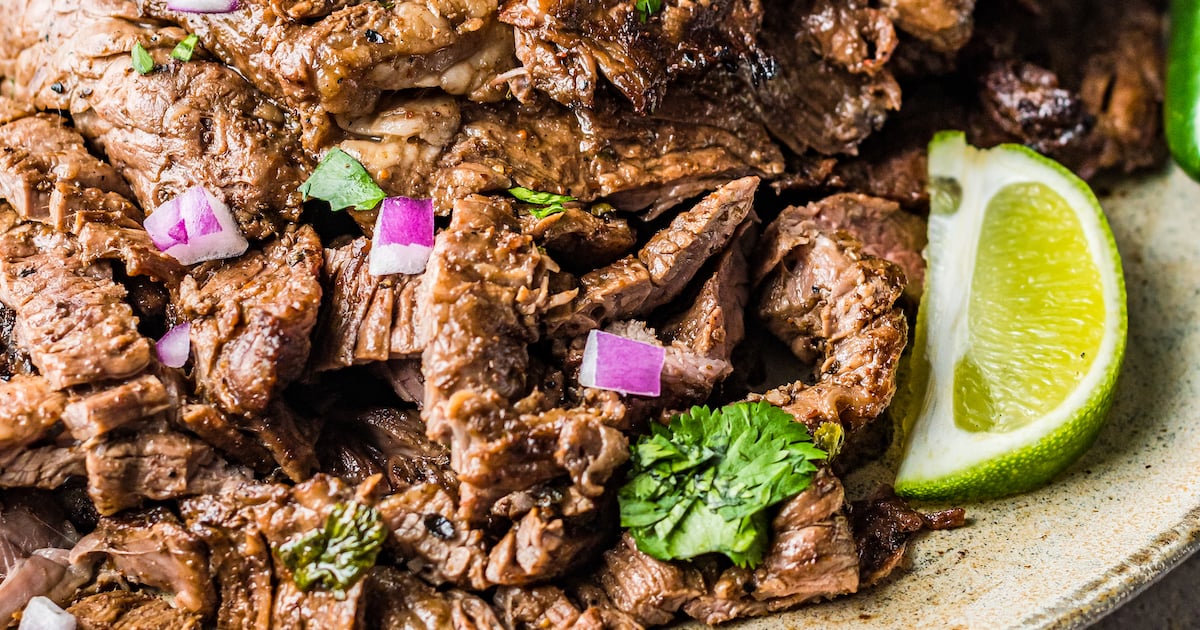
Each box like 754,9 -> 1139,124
369,196 -> 435,276
166,0 -> 239,12
579,330 -> 665,397
156,322 -> 191,369
19,597 -> 75,630
144,186 -> 248,265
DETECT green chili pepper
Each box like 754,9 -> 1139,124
1166,0 -> 1200,181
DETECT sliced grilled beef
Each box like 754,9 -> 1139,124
0,110 -> 136,230
311,238 -> 424,374
138,0 -> 514,150
0,221 -> 150,391
736,0 -> 901,156
0,492 -> 78,580
0,0 -> 309,239
0,376 -> 66,450
682,470 -> 859,624
71,507 -> 215,616
176,403 -> 276,474
0,548 -> 94,628
0,446 -> 85,490
61,374 -> 170,442
84,430 -> 244,515
500,0 -> 768,111
0,302 -> 34,381
882,0 -> 975,55
971,61 -> 1093,158
560,177 -> 758,335
520,209 -> 637,272
762,194 -> 927,303
753,224 -> 907,435
319,407 -> 455,493
180,227 -> 323,417
364,566 -> 504,630
68,590 -> 203,630
595,534 -> 705,626
494,584 -> 644,629
435,97 -> 782,217
850,486 -> 965,586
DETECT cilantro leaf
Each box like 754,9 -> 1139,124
635,0 -> 663,22
508,186 -> 574,219
617,401 -> 826,568
171,34 -> 200,63
131,43 -> 155,75
299,148 -> 386,212
276,502 -> 387,595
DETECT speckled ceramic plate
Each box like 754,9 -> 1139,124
726,163 -> 1200,629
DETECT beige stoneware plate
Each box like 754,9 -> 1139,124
710,163 -> 1200,629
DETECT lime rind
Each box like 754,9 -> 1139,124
895,131 -> 1127,500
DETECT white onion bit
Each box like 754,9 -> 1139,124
166,0 -> 239,13
579,330 -> 665,397
144,186 -> 248,265
156,322 -> 192,369
19,596 -> 75,630
369,197 -> 435,276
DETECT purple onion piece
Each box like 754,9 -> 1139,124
166,0 -> 240,13
145,186 -> 248,265
369,196 -> 435,276
579,330 -> 665,397
156,322 -> 191,369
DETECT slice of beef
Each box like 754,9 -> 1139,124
682,469 -> 860,625
0,376 -> 67,450
311,238 -> 424,374
180,227 -> 323,417
379,484 -> 492,590
61,374 -> 171,442
849,485 -> 966,586
68,590 -> 203,630
0,110 -> 136,230
0,446 -> 85,490
559,177 -> 758,335
971,61 -> 1093,159
519,209 -> 637,272
0,548 -> 95,628
177,403 -> 276,474
494,584 -> 644,629
0,222 -> 150,391
319,407 -> 456,493
363,566 -> 504,630
435,95 -> 782,218
137,0 -> 514,151
84,429 -> 244,515
500,0 -> 768,111
181,475 -> 374,630
595,534 -> 706,626
734,0 -> 901,156
0,102 -> 183,286
70,507 -> 215,616
761,194 -> 927,303
882,0 -> 975,55
0,0 -> 309,239
753,222 -> 908,434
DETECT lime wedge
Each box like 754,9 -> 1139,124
894,131 -> 1127,501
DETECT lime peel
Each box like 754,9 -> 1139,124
895,131 -> 1127,501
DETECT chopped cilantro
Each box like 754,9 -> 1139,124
276,502 -> 387,595
171,34 -> 200,63
618,401 -> 826,568
299,148 -> 386,212
508,186 -> 575,219
635,0 -> 663,22
131,43 -> 155,75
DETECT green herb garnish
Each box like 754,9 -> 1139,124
813,421 -> 844,460
131,43 -> 155,75
635,0 -> 663,22
618,401 -> 826,568
276,502 -> 387,595
170,34 -> 200,62
299,148 -> 386,212
508,186 -> 575,219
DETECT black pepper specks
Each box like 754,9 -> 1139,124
423,513 -> 455,540
50,82 -> 64,94
365,29 -> 384,44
